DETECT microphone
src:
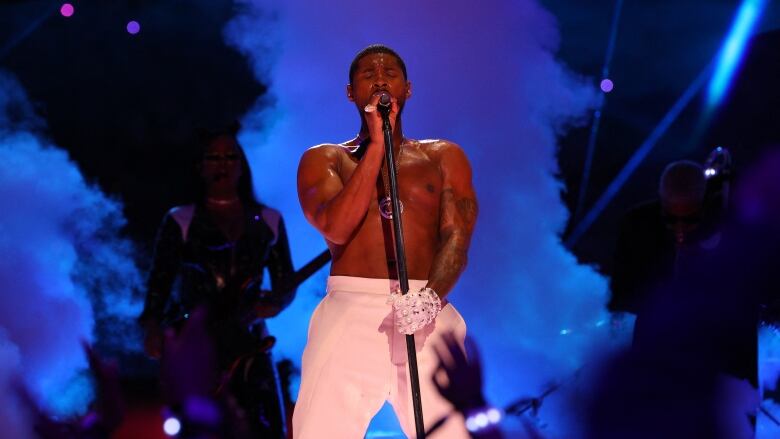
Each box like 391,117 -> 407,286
377,91 -> 392,116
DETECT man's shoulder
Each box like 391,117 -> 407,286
301,143 -> 351,160
416,138 -> 460,151
299,143 -> 352,168
415,139 -> 469,164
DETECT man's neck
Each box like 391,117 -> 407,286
357,119 -> 405,152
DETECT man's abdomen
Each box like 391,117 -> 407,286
330,214 -> 438,280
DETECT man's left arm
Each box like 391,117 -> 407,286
426,142 -> 478,298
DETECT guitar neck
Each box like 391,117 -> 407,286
288,249 -> 331,288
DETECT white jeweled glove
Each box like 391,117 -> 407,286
387,287 -> 442,335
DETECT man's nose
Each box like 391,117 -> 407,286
372,77 -> 388,89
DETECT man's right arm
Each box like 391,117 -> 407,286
297,143 -> 384,245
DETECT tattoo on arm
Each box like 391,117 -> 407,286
456,197 -> 478,227
427,237 -> 469,298
427,188 -> 478,297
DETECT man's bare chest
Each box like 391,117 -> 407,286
340,152 -> 442,212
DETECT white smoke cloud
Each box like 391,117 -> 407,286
0,70 -> 143,436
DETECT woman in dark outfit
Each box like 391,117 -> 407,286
139,129 -> 295,438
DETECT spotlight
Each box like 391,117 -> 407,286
127,21 -> 141,35
465,407 -> 503,433
60,3 -> 74,18
703,146 -> 732,179
475,413 -> 489,428
163,416 -> 181,436
707,0 -> 768,108
486,408 -> 502,423
600,78 -> 614,93
465,417 -> 479,432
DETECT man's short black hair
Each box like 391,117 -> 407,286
349,44 -> 408,84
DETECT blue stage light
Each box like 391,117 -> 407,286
706,0 -> 768,108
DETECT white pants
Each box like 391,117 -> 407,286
293,276 -> 470,439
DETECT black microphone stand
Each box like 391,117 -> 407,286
379,104 -> 426,438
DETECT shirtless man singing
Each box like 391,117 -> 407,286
293,44 -> 478,439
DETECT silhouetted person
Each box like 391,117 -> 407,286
431,333 -> 505,439
609,160 -> 723,323
589,149 -> 780,439
138,128 -> 295,438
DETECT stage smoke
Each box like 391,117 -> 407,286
0,71 -> 142,437
226,1 -> 610,435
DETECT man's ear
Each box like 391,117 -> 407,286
347,84 -> 355,102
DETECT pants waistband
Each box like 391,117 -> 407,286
326,276 -> 428,295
